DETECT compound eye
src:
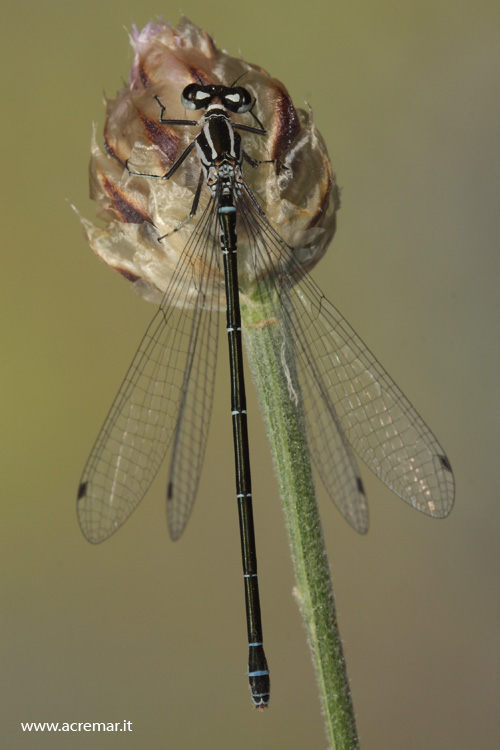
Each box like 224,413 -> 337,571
181,84 -> 213,110
223,87 -> 252,113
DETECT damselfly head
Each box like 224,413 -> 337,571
181,84 -> 253,114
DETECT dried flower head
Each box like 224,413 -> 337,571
76,17 -> 339,308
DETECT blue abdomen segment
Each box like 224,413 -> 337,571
248,643 -> 270,709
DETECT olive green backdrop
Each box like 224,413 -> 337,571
2,1 -> 498,748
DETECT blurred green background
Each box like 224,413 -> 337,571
1,1 -> 498,748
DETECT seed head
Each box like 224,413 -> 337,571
76,17 -> 339,307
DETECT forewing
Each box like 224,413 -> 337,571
77,204 -> 221,543
286,271 -> 455,520
240,192 -> 454,526
166,239 -> 220,540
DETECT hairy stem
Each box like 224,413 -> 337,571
242,289 -> 359,750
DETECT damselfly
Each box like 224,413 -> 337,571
77,82 -> 455,708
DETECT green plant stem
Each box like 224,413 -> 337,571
242,290 -> 359,750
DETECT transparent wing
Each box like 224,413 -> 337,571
77,201 -> 221,543
166,231 -> 220,540
239,192 -> 454,531
291,339 -> 370,533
